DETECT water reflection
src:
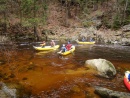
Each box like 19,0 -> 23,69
0,43 -> 130,97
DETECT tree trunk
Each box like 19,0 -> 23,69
34,0 -> 39,41
18,1 -> 22,25
122,0 -> 128,25
65,0 -> 69,26
4,11 -> 7,33
67,0 -> 71,18
34,26 -> 39,40
4,0 -> 7,34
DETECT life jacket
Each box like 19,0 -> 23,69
66,44 -> 72,50
61,46 -> 67,52
128,74 -> 130,81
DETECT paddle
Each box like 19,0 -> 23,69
70,46 -> 75,55
75,39 -> 79,43
70,50 -> 74,55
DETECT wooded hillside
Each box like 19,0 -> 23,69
0,0 -> 130,40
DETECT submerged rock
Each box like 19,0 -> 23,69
85,58 -> 116,78
0,82 -> 17,98
94,86 -> 130,98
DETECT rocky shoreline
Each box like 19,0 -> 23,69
2,26 -> 130,46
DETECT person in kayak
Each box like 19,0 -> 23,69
82,36 -> 86,42
59,44 -> 67,53
125,71 -> 130,81
41,41 -> 46,47
50,40 -> 55,47
128,74 -> 130,81
90,38 -> 94,42
66,41 -> 72,50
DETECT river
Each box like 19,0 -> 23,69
0,41 -> 130,98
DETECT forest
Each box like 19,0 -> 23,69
0,0 -> 130,40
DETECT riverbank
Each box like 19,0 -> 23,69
0,0 -> 130,45
47,26 -> 129,45
0,26 -> 130,46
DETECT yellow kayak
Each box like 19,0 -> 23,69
33,45 -> 60,51
57,46 -> 75,56
76,39 -> 95,44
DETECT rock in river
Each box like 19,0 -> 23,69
85,58 -> 116,78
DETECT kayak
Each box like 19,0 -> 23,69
124,71 -> 130,91
57,46 -> 75,56
76,39 -> 95,44
33,45 -> 60,51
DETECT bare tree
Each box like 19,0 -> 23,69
122,0 -> 128,25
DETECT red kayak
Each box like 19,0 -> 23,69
124,71 -> 130,91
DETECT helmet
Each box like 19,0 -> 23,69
125,71 -> 130,78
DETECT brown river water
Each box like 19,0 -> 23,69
0,41 -> 130,98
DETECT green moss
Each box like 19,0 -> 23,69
107,61 -> 115,69
82,21 -> 94,27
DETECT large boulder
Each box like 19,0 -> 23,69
85,58 -> 116,78
121,38 -> 130,46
